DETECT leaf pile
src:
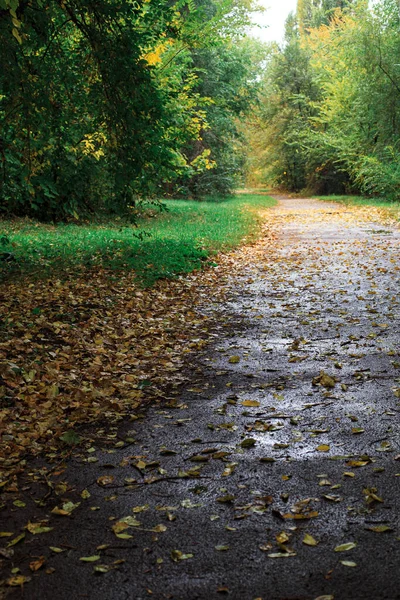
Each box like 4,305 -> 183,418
0,268 -> 225,481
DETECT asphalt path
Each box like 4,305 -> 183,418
2,197 -> 400,600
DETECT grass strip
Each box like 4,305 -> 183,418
0,194 -> 276,286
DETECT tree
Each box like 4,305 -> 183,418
246,13 -> 320,191
0,0 -> 259,219
245,0 -> 400,199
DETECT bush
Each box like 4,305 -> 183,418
352,147 -> 400,202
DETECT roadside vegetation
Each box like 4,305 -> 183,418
0,0 -> 262,221
246,0 -> 400,202
0,194 -> 276,285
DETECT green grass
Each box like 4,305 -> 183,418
0,194 -> 276,286
315,194 -> 400,217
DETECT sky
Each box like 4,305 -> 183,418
249,0 -> 298,44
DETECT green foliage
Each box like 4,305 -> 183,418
352,148 -> 400,201
157,36 -> 264,198
246,0 -> 400,199
0,193 -> 277,285
0,0 -> 182,219
0,0 -> 260,220
246,14 -> 321,192
297,0 -> 354,32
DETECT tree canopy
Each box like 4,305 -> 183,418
2,0 -> 399,220
246,0 -> 400,199
0,0 -> 259,219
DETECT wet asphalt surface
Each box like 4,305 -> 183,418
2,198 -> 400,600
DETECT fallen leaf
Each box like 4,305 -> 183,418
216,495 -> 235,503
59,430 -> 81,445
281,511 -> 319,520
7,532 -> 25,547
189,455 -> 209,462
240,438 -> 256,449
334,542 -> 357,552
276,531 -> 290,544
313,371 -> 336,388
93,564 -> 113,574
346,460 -> 369,468
303,533 -> 319,546
26,522 -> 53,535
30,556 -> 46,571
228,356 -> 240,364
365,525 -> 393,533
316,444 -> 330,452
6,575 -> 31,587
152,524 -> 167,533
241,400 -> 260,407
132,505 -> 149,513
170,550 -> 193,562
51,501 -> 80,516
97,475 -> 115,486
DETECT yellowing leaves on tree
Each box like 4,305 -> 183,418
143,40 -> 173,66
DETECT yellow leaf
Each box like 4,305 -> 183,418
303,533 -> 318,546
228,356 -> 240,364
171,550 -> 193,561
316,444 -> 330,452
241,400 -> 260,407
6,575 -> 31,587
276,531 -> 290,544
151,524 -> 167,533
7,532 -> 25,547
26,522 -> 53,535
365,525 -> 392,533
112,521 -> 129,534
12,27 -> 22,44
334,542 -> 357,552
346,460 -> 369,467
340,561 -> 357,567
